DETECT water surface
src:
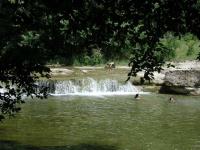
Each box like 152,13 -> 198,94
0,94 -> 200,150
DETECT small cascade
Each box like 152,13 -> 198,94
38,78 -> 145,96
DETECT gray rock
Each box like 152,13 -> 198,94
164,70 -> 200,87
50,68 -> 74,76
160,70 -> 200,95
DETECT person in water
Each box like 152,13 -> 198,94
169,97 -> 175,103
134,93 -> 140,99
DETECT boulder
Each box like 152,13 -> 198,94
164,70 -> 200,87
160,70 -> 200,95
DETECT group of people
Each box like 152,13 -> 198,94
134,93 -> 175,103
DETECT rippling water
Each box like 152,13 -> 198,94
0,94 -> 200,150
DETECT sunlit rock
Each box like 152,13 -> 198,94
160,70 -> 200,95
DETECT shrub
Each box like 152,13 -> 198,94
159,32 -> 200,61
90,49 -> 103,65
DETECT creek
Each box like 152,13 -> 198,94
0,77 -> 200,150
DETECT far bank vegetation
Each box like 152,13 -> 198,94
48,32 -> 200,66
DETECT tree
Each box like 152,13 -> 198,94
1,0 -> 200,120
126,0 -> 200,80
0,0 -> 51,120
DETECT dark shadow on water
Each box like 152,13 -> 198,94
0,140 -> 117,150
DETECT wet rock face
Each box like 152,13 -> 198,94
164,70 -> 200,87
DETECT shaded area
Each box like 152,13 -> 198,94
0,140 -> 117,150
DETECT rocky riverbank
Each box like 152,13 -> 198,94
49,60 -> 200,95
149,61 -> 200,95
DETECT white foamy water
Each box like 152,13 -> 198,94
46,78 -> 148,96
1,78 -> 148,97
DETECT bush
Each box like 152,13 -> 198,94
90,49 -> 103,65
159,32 -> 200,61
76,48 -> 103,66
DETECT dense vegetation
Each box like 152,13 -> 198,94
53,33 -> 200,65
160,33 -> 200,61
1,0 -> 200,119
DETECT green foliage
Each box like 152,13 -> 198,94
159,33 -> 200,61
159,33 -> 177,60
20,31 -> 40,48
79,54 -> 91,66
75,49 -> 103,66
90,49 -> 103,65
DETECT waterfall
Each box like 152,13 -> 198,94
38,78 -> 146,96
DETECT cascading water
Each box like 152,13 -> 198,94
38,78 -> 146,96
